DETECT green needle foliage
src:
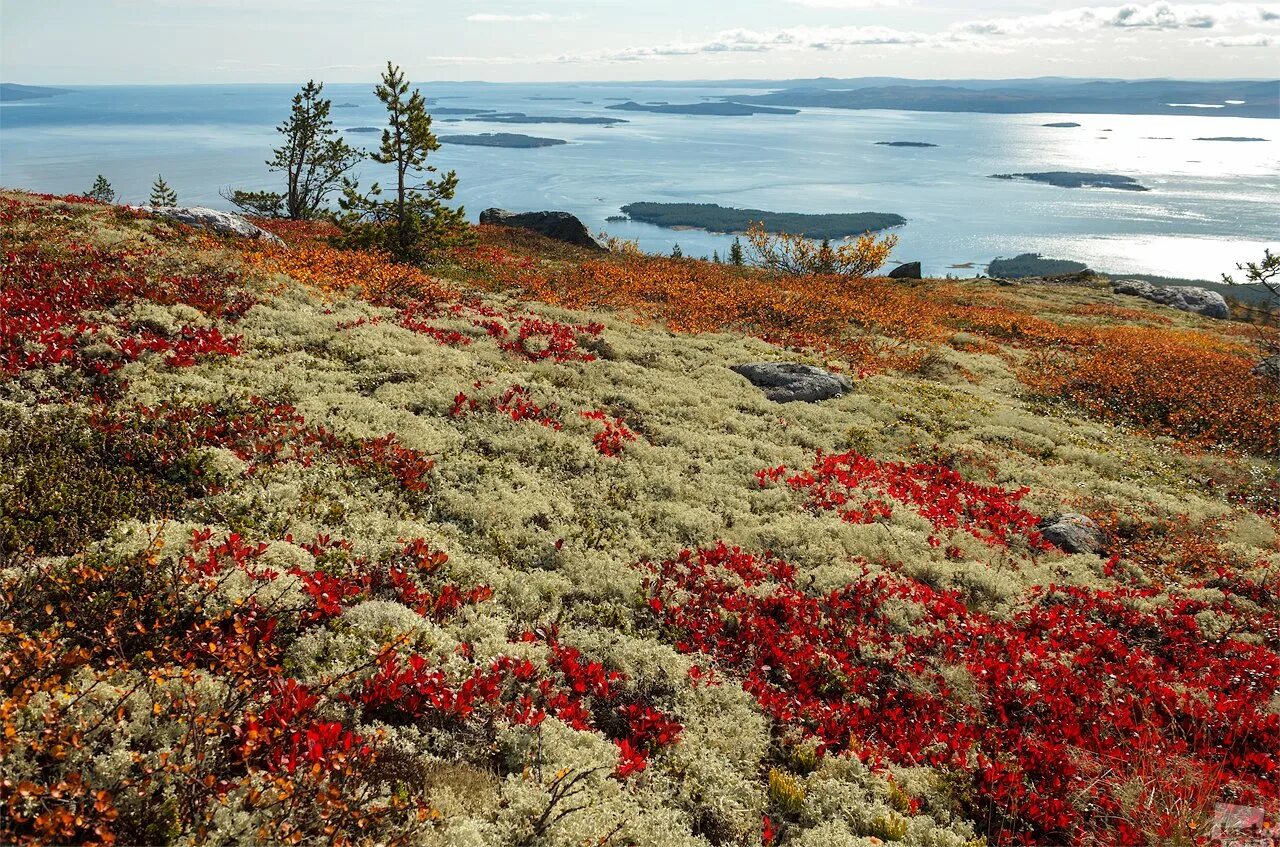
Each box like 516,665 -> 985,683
338,61 -> 468,264
84,175 -> 115,204
223,80 -> 362,220
149,174 -> 178,208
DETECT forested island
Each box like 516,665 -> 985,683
438,132 -> 567,148
875,141 -> 938,147
619,202 -> 905,238
0,83 -> 70,101
468,113 -> 627,125
1043,122 -> 1082,127
607,101 -> 800,116
343,126 -> 379,133
990,172 -> 1150,191
1195,136 -> 1268,142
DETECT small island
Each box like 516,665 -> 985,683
344,126 -> 380,133
875,141 -> 938,148
0,83 -> 71,101
618,202 -> 905,239
438,132 -> 567,149
1043,122 -> 1082,128
606,101 -> 800,116
988,253 -> 1090,278
1194,136 -> 1268,142
332,102 -> 359,108
469,113 -> 627,125
431,107 -> 498,116
990,172 -> 1150,191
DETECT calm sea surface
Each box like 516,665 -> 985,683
2,82 -> 1276,280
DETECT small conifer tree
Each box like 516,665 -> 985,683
149,175 -> 177,207
729,237 -> 745,266
339,62 -> 467,262
84,175 -> 115,204
671,243 -> 683,259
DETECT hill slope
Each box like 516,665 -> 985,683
2,191 -> 1277,847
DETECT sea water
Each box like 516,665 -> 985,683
2,81 -> 1276,280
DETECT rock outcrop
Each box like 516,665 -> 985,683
887,261 -> 921,279
1112,279 -> 1229,319
137,206 -> 285,246
479,208 -> 603,250
1038,513 -> 1107,555
731,362 -> 853,403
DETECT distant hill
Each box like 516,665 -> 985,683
0,83 -> 71,101
731,79 -> 1279,118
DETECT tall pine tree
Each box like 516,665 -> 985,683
223,80 -> 362,219
729,237 -> 745,266
339,62 -> 467,263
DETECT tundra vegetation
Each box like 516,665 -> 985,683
0,189 -> 1277,847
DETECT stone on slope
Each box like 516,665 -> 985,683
137,206 -> 285,246
478,208 -> 603,250
887,261 -> 922,279
1253,353 -> 1280,383
1112,279 -> 1229,319
731,362 -> 853,403
1038,513 -> 1107,555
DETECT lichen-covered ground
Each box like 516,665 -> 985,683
2,191 -> 1277,847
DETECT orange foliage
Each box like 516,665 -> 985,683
241,238 -> 454,305
1025,326 -> 1279,455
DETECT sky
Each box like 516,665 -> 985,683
2,0 -> 1278,84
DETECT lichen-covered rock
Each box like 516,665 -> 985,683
731,362 -> 853,403
1039,513 -> 1107,554
137,205 -> 285,246
479,208 -> 603,250
1112,279 -> 1229,319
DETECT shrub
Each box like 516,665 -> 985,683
745,221 -> 897,278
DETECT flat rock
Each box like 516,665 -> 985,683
479,208 -> 603,250
1039,513 -> 1107,555
731,362 -> 853,403
1112,279 -> 1229,319
887,261 -> 921,279
138,206 -> 285,246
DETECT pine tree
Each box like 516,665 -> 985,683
339,62 -> 467,263
223,80 -> 362,219
84,175 -> 115,204
671,243 -> 683,259
712,250 -> 721,264
729,237 -> 745,266
149,175 -> 177,207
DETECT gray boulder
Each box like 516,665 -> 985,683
137,205 -> 285,246
479,208 -> 603,250
1253,353 -> 1280,382
1112,279 -> 1229,319
887,261 -> 921,279
1038,513 -> 1107,555
731,362 -> 853,403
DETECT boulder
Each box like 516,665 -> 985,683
1112,279 -> 1229,319
887,261 -> 921,279
1038,513 -> 1107,555
1253,353 -> 1280,382
137,205 -> 285,246
731,362 -> 853,403
479,208 -> 603,250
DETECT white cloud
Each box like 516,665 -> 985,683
957,2 -> 1280,36
466,12 -> 563,22
1191,32 -> 1278,45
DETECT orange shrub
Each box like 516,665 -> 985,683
1025,326 -> 1279,455
240,239 -> 454,304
